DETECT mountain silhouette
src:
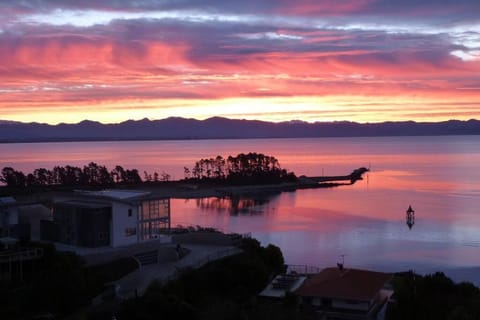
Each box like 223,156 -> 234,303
0,117 -> 479,142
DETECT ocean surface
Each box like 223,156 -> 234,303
1,136 -> 480,283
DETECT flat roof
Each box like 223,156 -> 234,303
75,189 -> 151,200
0,197 -> 17,206
56,200 -> 112,209
259,274 -> 307,298
295,267 -> 392,301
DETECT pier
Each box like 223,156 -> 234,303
307,167 -> 370,184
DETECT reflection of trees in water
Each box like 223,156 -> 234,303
195,194 -> 278,215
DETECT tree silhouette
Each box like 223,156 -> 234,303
186,153 -> 297,185
0,163 -> 157,189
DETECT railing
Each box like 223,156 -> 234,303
171,223 -> 251,239
286,264 -> 321,275
0,247 -> 44,263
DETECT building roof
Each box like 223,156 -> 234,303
54,189 -> 168,207
259,274 -> 308,298
75,189 -> 151,200
56,200 -> 112,209
0,196 -> 17,206
295,267 -> 392,301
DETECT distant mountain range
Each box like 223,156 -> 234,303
0,117 -> 479,142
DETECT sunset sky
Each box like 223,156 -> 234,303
0,0 -> 479,124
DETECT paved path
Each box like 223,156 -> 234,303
114,244 -> 242,299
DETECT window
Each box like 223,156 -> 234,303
128,209 -> 132,217
125,227 -> 136,237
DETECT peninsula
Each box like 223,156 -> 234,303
138,167 -> 370,199
0,153 -> 369,198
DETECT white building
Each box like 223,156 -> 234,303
51,190 -> 170,248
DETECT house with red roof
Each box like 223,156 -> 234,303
295,267 -> 392,319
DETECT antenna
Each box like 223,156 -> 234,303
337,254 -> 345,271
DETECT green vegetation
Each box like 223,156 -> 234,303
185,152 -> 297,185
387,272 -> 480,320
0,242 -> 138,319
88,238 -> 314,320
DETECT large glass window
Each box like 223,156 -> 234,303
137,199 -> 170,241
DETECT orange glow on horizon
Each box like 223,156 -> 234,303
1,95 -> 479,125
1,2 -> 480,124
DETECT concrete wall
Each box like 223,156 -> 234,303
172,232 -> 233,246
111,202 -> 138,248
81,241 -> 177,266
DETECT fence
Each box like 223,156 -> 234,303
0,247 -> 44,263
286,264 -> 321,275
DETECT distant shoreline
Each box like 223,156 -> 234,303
1,133 -> 480,144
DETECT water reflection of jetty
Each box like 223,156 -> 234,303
406,205 -> 415,229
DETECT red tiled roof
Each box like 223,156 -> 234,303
295,267 -> 391,301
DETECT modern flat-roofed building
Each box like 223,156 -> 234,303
51,190 -> 170,248
295,267 -> 392,320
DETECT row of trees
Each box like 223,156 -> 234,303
0,163 -> 170,189
184,153 -> 297,185
1,153 -> 295,188
387,271 -> 480,320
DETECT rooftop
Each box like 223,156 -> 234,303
0,196 -> 17,206
295,267 -> 392,301
259,274 -> 307,298
74,189 -> 151,200
56,200 -> 112,209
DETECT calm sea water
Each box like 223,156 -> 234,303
1,136 -> 480,283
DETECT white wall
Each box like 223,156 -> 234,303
111,202 -> 138,247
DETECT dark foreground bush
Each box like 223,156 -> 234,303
387,272 -> 480,320
96,238 -> 314,320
